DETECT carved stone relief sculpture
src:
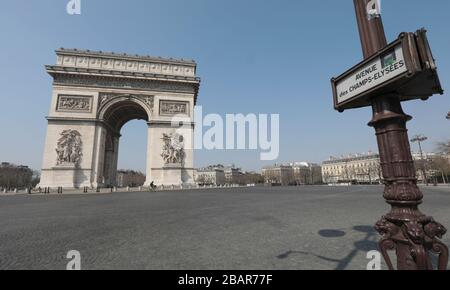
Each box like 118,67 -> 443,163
160,101 -> 189,116
57,95 -> 92,112
56,130 -> 83,166
98,93 -> 154,114
161,133 -> 185,165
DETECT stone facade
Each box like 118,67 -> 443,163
38,49 -> 200,189
194,168 -> 226,186
262,162 -> 322,186
322,153 -> 381,184
292,162 -> 323,185
262,165 -> 295,186
224,167 -> 245,185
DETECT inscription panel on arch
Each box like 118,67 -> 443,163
159,100 -> 190,116
56,95 -> 93,113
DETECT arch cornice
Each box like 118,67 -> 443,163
47,68 -> 200,104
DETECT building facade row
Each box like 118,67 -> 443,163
321,153 -> 381,184
262,162 -> 322,186
194,165 -> 264,186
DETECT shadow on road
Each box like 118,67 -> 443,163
277,225 -> 378,270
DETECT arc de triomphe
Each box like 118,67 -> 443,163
38,49 -> 199,189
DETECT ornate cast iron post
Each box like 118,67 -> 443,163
353,0 -> 449,270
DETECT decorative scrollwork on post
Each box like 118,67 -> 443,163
375,216 -> 448,270
55,130 -> 83,166
161,133 -> 185,165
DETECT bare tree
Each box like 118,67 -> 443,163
242,172 -> 264,185
437,141 -> 450,155
0,163 -> 33,190
428,156 -> 450,184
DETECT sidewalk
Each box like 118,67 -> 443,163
0,184 -> 251,196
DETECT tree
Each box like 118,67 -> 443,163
322,172 -> 331,184
437,141 -> 450,155
0,163 -> 33,189
242,172 -> 264,185
364,161 -> 381,184
431,140 -> 450,184
31,170 -> 41,188
262,170 -> 279,185
428,156 -> 450,184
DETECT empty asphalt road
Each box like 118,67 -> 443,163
1,185 -> 449,270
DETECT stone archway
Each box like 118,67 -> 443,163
38,49 -> 199,189
98,95 -> 151,187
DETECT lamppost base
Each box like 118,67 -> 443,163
369,95 -> 449,270
376,212 -> 448,270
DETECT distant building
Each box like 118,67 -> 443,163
262,165 -> 295,186
195,165 -> 263,186
224,166 -> 244,185
291,162 -> 323,185
262,162 -> 322,186
116,170 -> 145,187
411,152 -> 436,161
322,151 -> 445,184
195,167 -> 226,186
322,153 -> 381,184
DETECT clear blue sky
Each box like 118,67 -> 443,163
0,0 -> 449,172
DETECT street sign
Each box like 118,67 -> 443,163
332,29 -> 443,112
